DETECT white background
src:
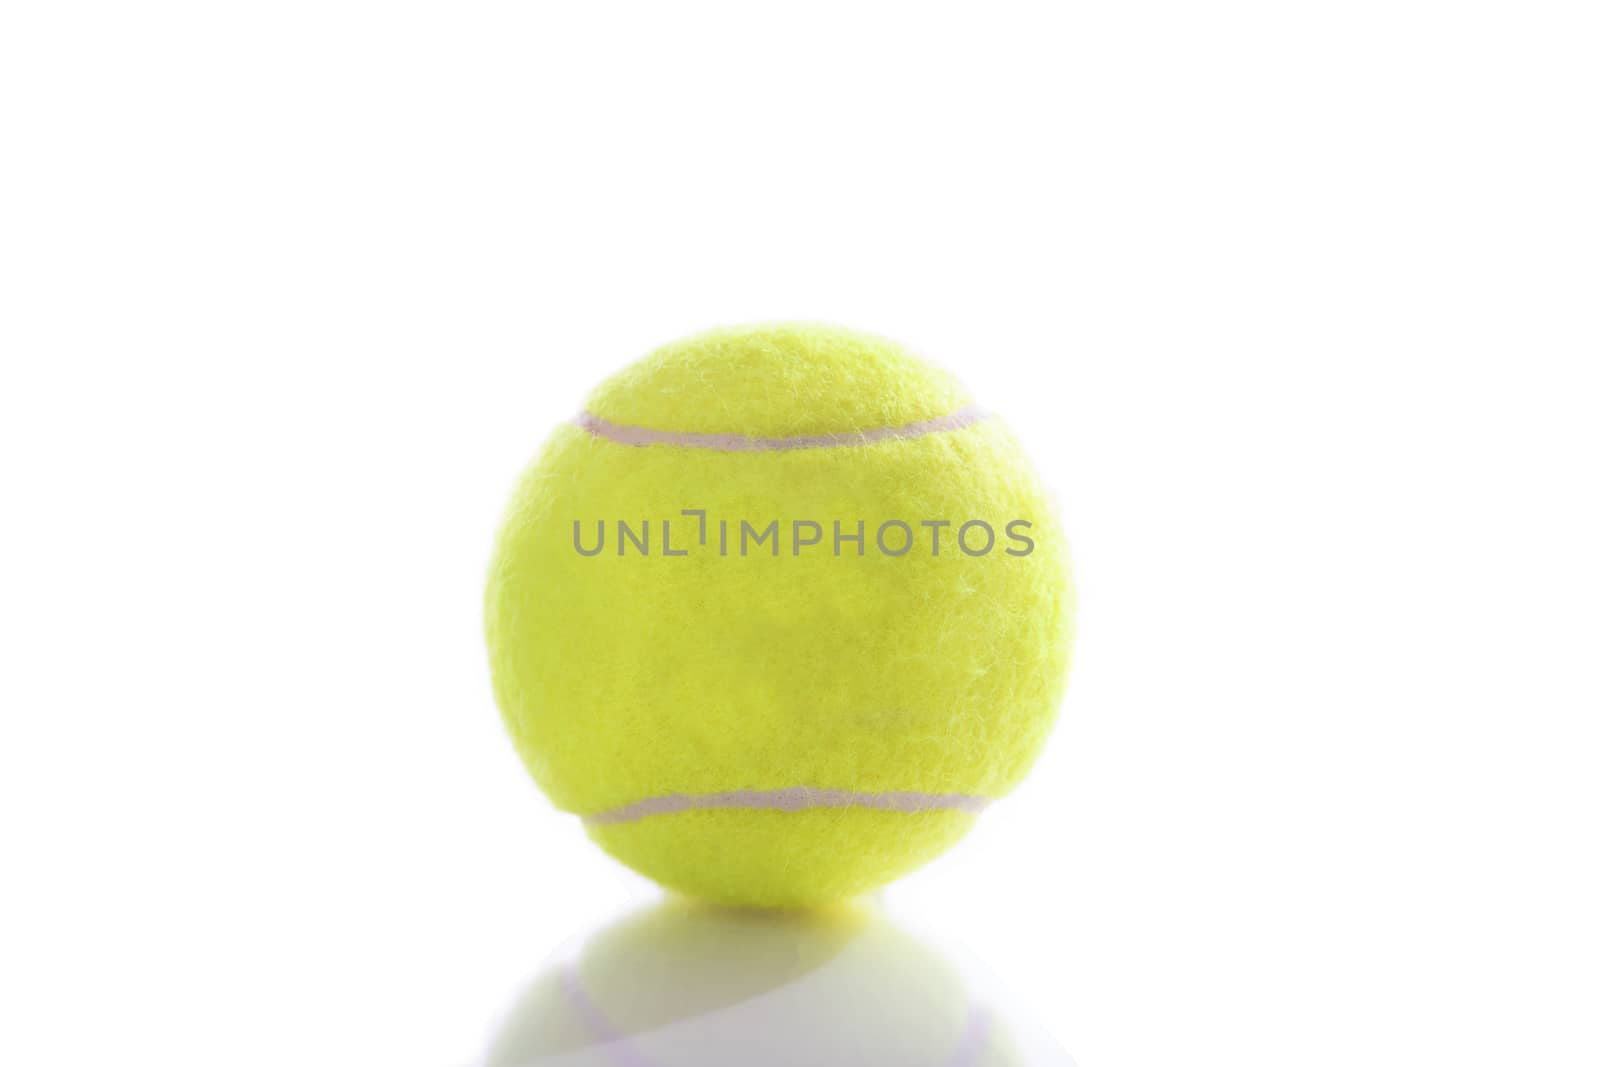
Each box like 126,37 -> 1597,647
2,3 -> 1597,1065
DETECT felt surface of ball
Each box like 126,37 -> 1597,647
485,324 -> 1074,907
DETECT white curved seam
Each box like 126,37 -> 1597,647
582,787 -> 992,826
576,405 -> 988,452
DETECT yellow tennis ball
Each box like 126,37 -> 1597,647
485,324 -> 1074,907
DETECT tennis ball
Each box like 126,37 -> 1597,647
485,324 -> 1074,907
481,900 -> 1063,1067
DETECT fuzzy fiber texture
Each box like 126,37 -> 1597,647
485,324 -> 1074,908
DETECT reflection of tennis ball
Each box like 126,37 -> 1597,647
485,324 -> 1074,907
481,901 -> 1052,1067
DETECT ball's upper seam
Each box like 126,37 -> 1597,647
576,406 -> 990,452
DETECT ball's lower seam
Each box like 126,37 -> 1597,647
580,786 -> 993,826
